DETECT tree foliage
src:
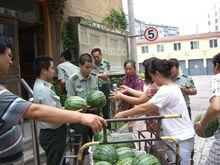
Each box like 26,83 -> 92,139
103,9 -> 128,31
61,22 -> 78,65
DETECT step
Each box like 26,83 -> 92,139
24,147 -> 46,165
23,137 -> 46,165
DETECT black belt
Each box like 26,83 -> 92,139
0,150 -> 23,163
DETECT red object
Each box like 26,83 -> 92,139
144,26 -> 159,41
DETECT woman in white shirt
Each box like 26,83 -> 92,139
115,58 -> 195,165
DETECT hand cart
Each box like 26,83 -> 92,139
76,114 -> 182,165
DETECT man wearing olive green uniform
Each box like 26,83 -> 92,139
169,58 -> 197,120
33,56 -> 66,165
67,53 -> 98,154
174,75 -> 196,119
91,48 -> 111,120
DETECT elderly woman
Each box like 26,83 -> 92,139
115,60 -> 143,112
110,58 -> 159,132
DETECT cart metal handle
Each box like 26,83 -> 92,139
105,114 -> 181,123
103,114 -> 181,142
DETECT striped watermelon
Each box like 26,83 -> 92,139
113,135 -> 135,149
86,90 -> 106,108
132,154 -> 160,165
115,157 -> 134,165
116,147 -> 135,160
94,129 -> 111,141
64,96 -> 86,110
93,145 -> 118,164
194,113 -> 219,137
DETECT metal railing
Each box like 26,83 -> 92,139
20,79 -> 40,165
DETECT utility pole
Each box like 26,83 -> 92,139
127,0 -> 137,63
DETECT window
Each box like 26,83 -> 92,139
157,44 -> 164,52
208,21 -> 211,25
215,25 -> 219,31
215,19 -> 218,24
174,42 -> 181,51
141,46 -> 148,53
209,39 -> 218,48
190,41 -> 199,50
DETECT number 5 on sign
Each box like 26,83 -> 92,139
144,27 -> 159,41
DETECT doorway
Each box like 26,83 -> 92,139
19,21 -> 44,99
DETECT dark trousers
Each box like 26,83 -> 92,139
187,106 -> 194,164
39,124 -> 67,165
187,106 -> 192,120
99,83 -> 110,119
70,123 -> 92,155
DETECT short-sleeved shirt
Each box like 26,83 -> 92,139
33,79 -> 62,129
57,61 -> 79,88
148,83 -> 195,140
144,82 -> 160,133
121,73 -> 143,91
92,59 -> 110,86
119,73 -> 143,110
0,85 -> 31,158
210,73 -> 220,139
174,75 -> 196,107
67,71 -> 99,98
205,73 -> 220,164
144,82 -> 159,98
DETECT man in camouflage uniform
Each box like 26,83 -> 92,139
67,53 -> 99,154
91,48 -> 111,120
33,56 -> 66,165
169,58 -> 197,119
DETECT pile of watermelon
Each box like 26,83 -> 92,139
64,90 -> 106,111
194,113 -> 219,138
93,130 -> 160,165
94,149 -> 160,165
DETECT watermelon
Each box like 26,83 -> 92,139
64,96 -> 86,110
115,157 -> 134,165
86,90 -> 106,108
93,145 -> 118,163
116,147 -> 135,160
132,154 -> 160,165
94,129 -> 111,141
194,113 -> 219,137
94,161 -> 112,165
113,135 -> 135,149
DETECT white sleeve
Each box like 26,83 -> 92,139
211,75 -> 220,98
148,86 -> 171,109
57,65 -> 65,80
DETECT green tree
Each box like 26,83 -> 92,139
61,22 -> 78,65
103,9 -> 128,31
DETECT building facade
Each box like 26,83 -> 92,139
0,0 -> 124,96
208,1 -> 220,32
134,18 -> 179,39
137,32 -> 220,75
